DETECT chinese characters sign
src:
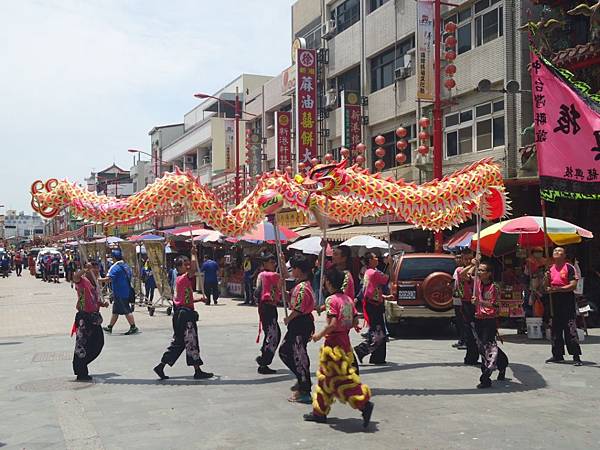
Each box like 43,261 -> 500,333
341,91 -> 362,150
224,119 -> 235,173
295,48 -> 317,163
530,52 -> 600,201
275,111 -> 292,170
416,0 -> 434,101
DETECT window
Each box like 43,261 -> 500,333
475,3 -> 503,46
334,66 -> 361,107
445,107 -> 473,157
443,0 -> 502,54
332,0 -> 360,33
370,124 -> 417,170
369,0 -> 389,13
370,36 -> 415,92
444,9 -> 472,55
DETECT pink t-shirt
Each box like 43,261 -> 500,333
456,266 -> 474,303
289,280 -> 315,315
550,263 -> 576,288
75,276 -> 100,313
342,270 -> 355,299
324,292 -> 357,351
362,268 -> 388,304
473,278 -> 499,319
258,271 -> 281,305
174,273 -> 195,309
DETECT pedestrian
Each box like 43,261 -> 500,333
14,251 -> 23,277
72,262 -> 109,381
51,254 -> 60,283
0,254 -> 10,278
472,261 -> 509,388
545,247 -> 582,366
242,255 -> 255,305
100,250 -> 139,335
201,255 -> 219,305
457,248 -> 479,365
255,253 -> 282,375
142,261 -> 156,305
279,254 -> 315,403
354,252 -> 389,365
332,245 -> 356,299
451,252 -> 466,350
154,255 -> 213,380
304,268 -> 374,428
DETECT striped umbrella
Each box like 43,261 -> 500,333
226,220 -> 299,244
471,216 -> 593,256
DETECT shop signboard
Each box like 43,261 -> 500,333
295,48 -> 318,164
224,119 -> 235,173
275,111 -> 292,170
341,90 -> 362,150
275,210 -> 309,228
416,0 -> 434,101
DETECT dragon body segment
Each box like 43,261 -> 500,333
31,158 -> 507,234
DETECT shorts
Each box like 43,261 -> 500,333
112,296 -> 132,315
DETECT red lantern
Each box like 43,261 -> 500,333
419,117 -> 431,128
374,135 -> 386,146
374,159 -> 385,171
445,35 -> 457,48
324,153 -> 333,162
340,147 -> 350,158
445,21 -> 457,33
418,145 -> 429,155
445,50 -> 456,61
356,142 -> 366,153
418,131 -> 429,141
396,152 -> 407,164
355,155 -> 365,165
395,127 -> 408,138
445,64 -> 457,76
375,147 -> 386,158
396,140 -> 408,151
445,78 -> 456,89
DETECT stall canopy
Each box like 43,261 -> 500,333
327,223 -> 414,241
227,221 -> 298,244
163,225 -> 210,237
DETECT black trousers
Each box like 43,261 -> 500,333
244,278 -> 254,304
355,302 -> 386,364
204,282 -> 219,304
145,283 -> 155,302
161,308 -> 204,367
474,318 -> 508,382
257,303 -> 281,366
454,304 -> 465,342
73,312 -> 104,377
461,301 -> 479,364
15,264 -> 22,276
550,293 -> 582,358
279,314 -> 314,393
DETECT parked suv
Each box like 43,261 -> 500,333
386,253 -> 456,325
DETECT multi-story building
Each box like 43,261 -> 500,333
85,164 -> 134,197
148,123 -> 185,180
3,210 -> 45,240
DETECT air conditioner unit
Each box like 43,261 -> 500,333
324,89 -> 338,109
394,67 -> 411,80
321,19 -> 337,40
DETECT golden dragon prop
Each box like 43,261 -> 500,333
31,158 -> 508,234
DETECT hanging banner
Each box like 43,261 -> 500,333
295,48 -> 318,164
144,240 -> 173,300
224,119 -> 235,173
416,0 -> 434,101
118,241 -> 142,297
275,111 -> 292,169
530,52 -> 600,201
341,90 -> 362,150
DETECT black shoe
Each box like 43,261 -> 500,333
194,370 -> 214,379
573,356 -> 583,367
497,369 -> 506,381
457,344 -> 467,350
154,364 -> 169,380
452,341 -> 464,348
361,401 -> 374,428
477,380 -> 492,389
545,357 -> 565,364
303,413 -> 327,423
76,375 -> 93,382
258,365 -> 277,375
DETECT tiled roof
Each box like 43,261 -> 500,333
551,42 -> 600,69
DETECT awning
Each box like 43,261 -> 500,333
326,223 -> 415,241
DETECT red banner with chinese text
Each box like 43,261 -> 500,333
341,91 -> 362,150
530,52 -> 600,201
295,48 -> 318,164
275,111 -> 292,170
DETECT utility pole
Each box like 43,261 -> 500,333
433,0 -> 444,253
235,86 -> 241,204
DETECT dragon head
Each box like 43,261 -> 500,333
31,179 -> 65,218
302,159 -> 349,196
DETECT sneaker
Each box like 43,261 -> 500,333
361,401 -> 374,428
124,326 -> 139,335
303,413 -> 327,423
452,341 -> 463,348
153,365 -> 169,380
477,380 -> 492,389
258,366 -> 277,375
545,357 -> 565,364
457,344 -> 468,350
103,326 -> 112,334
573,356 -> 583,367
194,370 -> 214,379
76,375 -> 93,382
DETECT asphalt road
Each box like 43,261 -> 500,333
1,273 -> 600,449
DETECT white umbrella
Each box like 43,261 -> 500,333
288,236 -> 333,256
341,235 -> 389,250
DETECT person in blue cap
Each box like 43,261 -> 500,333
99,249 -> 139,335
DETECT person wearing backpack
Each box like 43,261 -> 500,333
99,250 -> 139,335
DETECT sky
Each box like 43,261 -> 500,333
0,0 -> 295,213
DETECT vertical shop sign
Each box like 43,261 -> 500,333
224,119 -> 235,172
295,48 -> 318,163
416,0 -> 434,100
341,91 -> 362,150
275,111 -> 292,170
